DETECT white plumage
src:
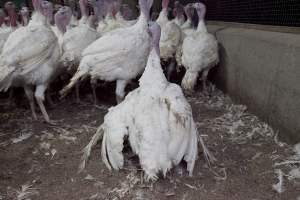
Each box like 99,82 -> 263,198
79,22 -> 213,181
156,0 -> 182,80
61,0 -> 153,103
172,1 -> 185,27
175,3 -> 195,67
156,0 -> 181,62
60,1 -> 99,73
181,3 -> 219,92
0,0 -> 61,123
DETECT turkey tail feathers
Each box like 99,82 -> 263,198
60,67 -> 88,98
78,125 -> 104,173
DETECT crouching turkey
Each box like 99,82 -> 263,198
79,22 -> 214,181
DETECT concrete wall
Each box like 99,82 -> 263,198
207,23 -> 300,143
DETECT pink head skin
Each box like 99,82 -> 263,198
0,9 -> 5,27
184,3 -> 194,20
148,21 -> 161,55
55,6 -> 72,33
20,6 -> 30,26
41,1 -> 54,24
4,2 -> 17,27
139,0 -> 153,21
162,0 -> 169,10
193,2 -> 206,21
79,0 -> 88,18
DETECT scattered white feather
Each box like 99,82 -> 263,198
11,132 -> 32,144
59,135 -> 77,143
272,169 -> 285,193
16,184 -> 39,200
84,174 -> 95,181
51,149 -> 57,159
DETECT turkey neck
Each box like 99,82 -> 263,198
137,0 -> 151,26
22,15 -> 29,26
79,0 -> 88,19
196,7 -> 207,33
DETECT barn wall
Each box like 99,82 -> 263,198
208,22 -> 300,143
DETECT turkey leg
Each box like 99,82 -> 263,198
24,85 -> 37,120
35,84 -> 51,123
116,79 -> 128,104
167,58 -> 176,81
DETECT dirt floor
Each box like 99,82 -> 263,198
0,84 -> 300,200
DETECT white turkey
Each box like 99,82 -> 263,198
156,0 -> 182,81
172,1 -> 185,27
60,0 -> 153,104
181,2 -> 219,92
0,2 -> 18,55
121,4 -> 133,20
20,6 -> 30,26
114,0 -> 136,28
0,0 -> 61,123
64,0 -> 79,28
79,22 -> 214,181
78,0 -> 89,25
97,0 -> 125,35
175,3 -> 195,67
59,0 -> 99,102
53,6 -> 73,49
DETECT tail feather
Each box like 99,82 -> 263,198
101,132 -> 112,170
78,125 -> 104,173
60,67 -> 89,98
198,134 -> 216,166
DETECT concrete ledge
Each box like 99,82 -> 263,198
208,25 -> 300,143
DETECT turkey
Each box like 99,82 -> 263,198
59,0 -> 99,102
97,0 -> 124,35
64,0 -> 79,28
114,0 -> 136,28
0,2 -> 18,54
0,0 -> 61,123
53,6 -> 73,48
181,2 -> 219,92
78,0 -> 89,25
60,0 -> 153,104
156,0 -> 182,81
175,3 -> 195,67
79,22 -> 214,181
121,4 -> 133,20
172,1 -> 185,27
20,6 -> 30,26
